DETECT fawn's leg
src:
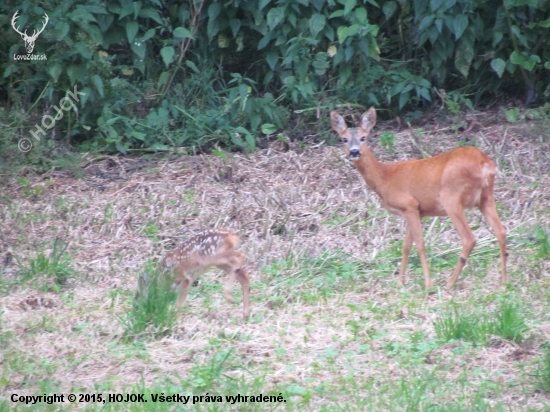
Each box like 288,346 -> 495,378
174,277 -> 192,309
235,268 -> 250,319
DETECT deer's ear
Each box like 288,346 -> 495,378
330,111 -> 347,134
360,107 -> 377,132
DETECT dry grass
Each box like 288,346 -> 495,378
0,118 -> 549,410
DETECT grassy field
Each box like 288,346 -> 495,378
1,115 -> 550,411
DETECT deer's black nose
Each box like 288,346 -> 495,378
349,149 -> 360,158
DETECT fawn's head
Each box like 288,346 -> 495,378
330,108 -> 377,161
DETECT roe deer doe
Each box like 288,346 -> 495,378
136,229 -> 250,319
330,108 -> 507,289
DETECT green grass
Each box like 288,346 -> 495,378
536,346 -> 550,393
261,250 -> 369,307
14,237 -> 75,289
121,262 -> 179,338
434,301 -> 529,345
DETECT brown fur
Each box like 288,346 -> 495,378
331,108 -> 507,289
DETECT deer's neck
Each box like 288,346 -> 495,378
353,147 -> 386,196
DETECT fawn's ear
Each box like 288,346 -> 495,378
360,107 -> 377,132
330,111 -> 347,135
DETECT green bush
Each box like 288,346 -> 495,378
1,0 -> 549,156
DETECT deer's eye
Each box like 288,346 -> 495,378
360,137 -> 365,142
342,138 -> 348,143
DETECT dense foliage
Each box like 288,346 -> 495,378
1,0 -> 549,154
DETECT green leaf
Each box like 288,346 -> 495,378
142,28 -> 156,42
492,31 -> 503,48
231,134 -> 244,147
398,91 -> 410,110
92,75 -> 104,97
383,1 -> 397,19
66,66 -> 85,86
441,0 -> 457,12
160,47 -> 175,68
133,1 -> 142,18
115,141 -> 127,155
354,8 -> 367,23
131,131 -> 146,141
148,143 -> 171,151
368,38 -> 380,61
430,0 -> 444,11
286,12 -> 296,29
77,4 -> 107,14
244,133 -> 256,152
185,60 -> 199,73
259,0 -> 271,11
258,32 -> 272,50
311,0 -> 326,11
266,52 -> 278,70
68,8 -> 97,23
118,2 -> 133,19
509,51 -> 523,65
510,51 -> 540,71
455,38 -> 474,77
490,58 -> 506,78
54,21 -> 71,40
126,21 -> 139,43
313,52 -> 329,74
207,2 -> 221,39
418,15 -> 435,32
158,72 -> 170,88
453,14 -> 468,40
505,108 -> 519,123
261,123 -> 278,134
3,65 -> 16,78
435,18 -> 443,33
212,149 -> 228,159
229,19 -> 241,37
344,0 -> 357,16
79,87 -> 91,107
173,27 -> 193,39
130,41 -> 146,60
337,24 -> 359,43
391,82 -> 405,97
417,87 -> 431,101
139,8 -> 162,24
539,17 -> 550,28
48,64 -> 62,83
208,2 -> 221,19
329,10 -> 344,18
267,7 -> 285,30
545,61 -> 550,69
309,13 -> 326,36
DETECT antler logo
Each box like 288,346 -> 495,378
11,11 -> 49,54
